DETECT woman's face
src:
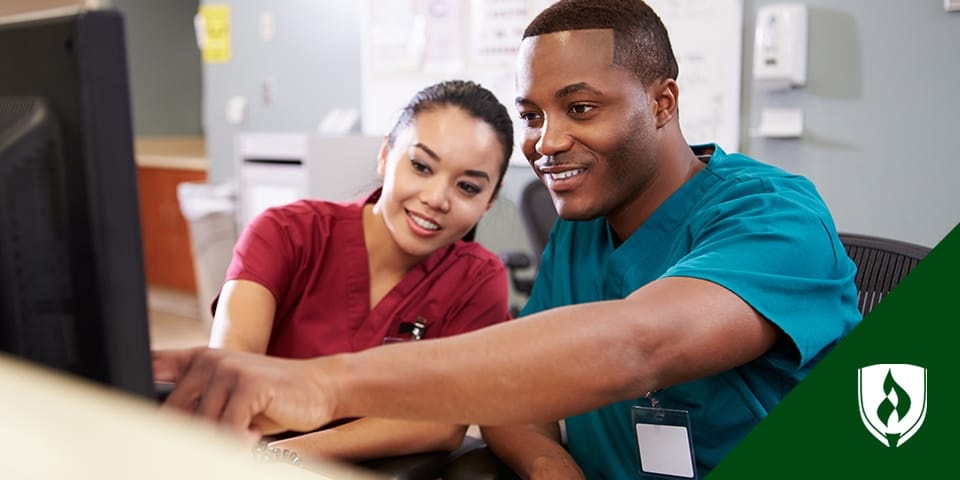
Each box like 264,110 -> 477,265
375,105 -> 503,259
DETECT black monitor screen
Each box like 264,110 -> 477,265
0,9 -> 154,400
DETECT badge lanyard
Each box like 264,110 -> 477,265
632,391 -> 699,479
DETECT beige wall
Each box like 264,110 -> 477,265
0,0 -> 101,18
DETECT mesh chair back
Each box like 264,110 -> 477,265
838,233 -> 930,317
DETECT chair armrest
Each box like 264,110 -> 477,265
499,252 -> 532,269
499,252 -> 535,298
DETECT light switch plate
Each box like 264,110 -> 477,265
260,12 -> 275,41
225,96 -> 247,125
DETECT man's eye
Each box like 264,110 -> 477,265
519,112 -> 542,122
570,104 -> 594,115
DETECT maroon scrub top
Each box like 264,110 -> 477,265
218,191 -> 511,358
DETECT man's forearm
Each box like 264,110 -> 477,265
322,276 -> 772,426
323,299 -> 651,425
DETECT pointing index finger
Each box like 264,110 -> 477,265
152,347 -> 203,383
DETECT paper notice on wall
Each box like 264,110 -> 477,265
368,0 -> 423,73
422,0 -> 465,74
197,5 -> 231,63
470,0 -> 528,68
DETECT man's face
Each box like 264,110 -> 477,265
515,29 -> 661,222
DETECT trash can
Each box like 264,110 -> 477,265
176,181 -> 237,329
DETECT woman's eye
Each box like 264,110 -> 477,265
458,182 -> 481,195
410,158 -> 431,173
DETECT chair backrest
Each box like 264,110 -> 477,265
518,179 -> 558,263
838,232 -> 930,317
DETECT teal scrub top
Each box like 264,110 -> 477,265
521,145 -> 860,479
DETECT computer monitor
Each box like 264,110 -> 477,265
0,9 -> 155,400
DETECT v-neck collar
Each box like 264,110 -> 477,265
603,144 -> 724,276
347,189 -> 456,348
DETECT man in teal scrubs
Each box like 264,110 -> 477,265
155,1 -> 860,478
496,145 -> 858,478
479,1 -> 859,477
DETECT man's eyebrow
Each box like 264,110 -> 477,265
413,143 -> 491,181
555,82 -> 603,98
515,82 -> 604,106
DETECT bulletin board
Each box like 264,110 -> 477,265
360,0 -> 743,162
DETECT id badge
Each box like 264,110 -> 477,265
632,404 -> 698,479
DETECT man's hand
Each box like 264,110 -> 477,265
152,347 -> 336,436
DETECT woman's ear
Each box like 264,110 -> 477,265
485,193 -> 497,212
376,136 -> 390,177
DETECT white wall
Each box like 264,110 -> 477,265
198,0 -> 960,255
201,0 -> 363,182
742,0 -> 960,247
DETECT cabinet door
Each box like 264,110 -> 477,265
137,167 -> 206,292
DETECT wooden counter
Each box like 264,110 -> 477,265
135,136 -> 207,171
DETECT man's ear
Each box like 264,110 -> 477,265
651,78 -> 679,128
376,136 -> 390,177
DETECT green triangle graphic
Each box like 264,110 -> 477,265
708,224 -> 960,479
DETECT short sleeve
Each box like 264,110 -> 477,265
663,177 -> 859,369
225,205 -> 308,303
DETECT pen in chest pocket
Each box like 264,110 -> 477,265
398,316 -> 428,340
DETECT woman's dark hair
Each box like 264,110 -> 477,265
523,0 -> 678,86
385,80 -> 514,242
386,80 -> 514,198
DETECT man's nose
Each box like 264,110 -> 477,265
535,117 -> 573,157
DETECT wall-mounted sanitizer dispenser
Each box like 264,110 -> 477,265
753,3 -> 808,91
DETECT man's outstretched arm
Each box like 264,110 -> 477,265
156,276 -> 778,434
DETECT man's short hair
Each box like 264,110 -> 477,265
523,0 -> 679,86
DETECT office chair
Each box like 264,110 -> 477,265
837,232 -> 930,317
499,179 -> 558,315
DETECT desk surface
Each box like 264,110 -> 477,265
0,353 -> 384,480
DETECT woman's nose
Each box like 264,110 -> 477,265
420,180 -> 451,212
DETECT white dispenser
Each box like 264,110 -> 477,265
753,4 -> 808,91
